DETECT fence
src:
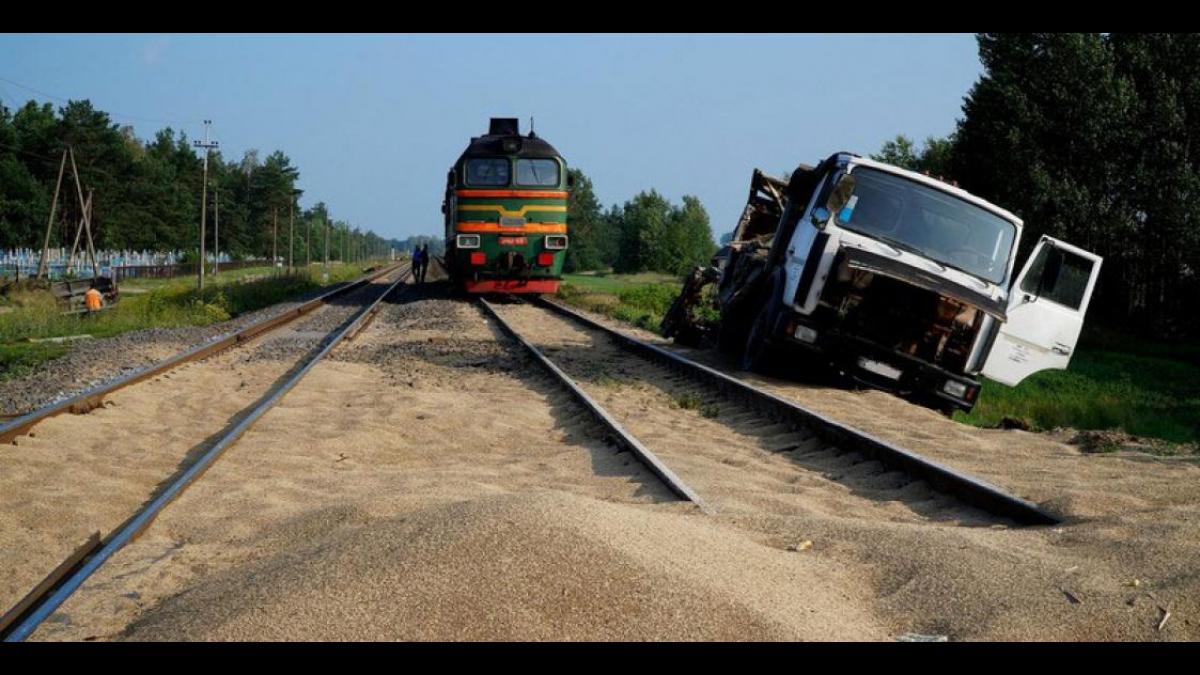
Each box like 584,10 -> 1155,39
110,259 -> 269,282
1,248 -> 265,283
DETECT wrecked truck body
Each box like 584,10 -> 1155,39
662,152 -> 1103,413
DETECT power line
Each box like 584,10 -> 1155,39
0,140 -> 124,182
0,75 -> 201,130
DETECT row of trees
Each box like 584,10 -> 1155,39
874,33 -> 1200,340
390,234 -> 444,256
565,169 -> 716,275
0,99 -> 388,263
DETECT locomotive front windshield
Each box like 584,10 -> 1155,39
516,158 -> 560,187
466,158 -> 510,186
836,167 -> 1017,284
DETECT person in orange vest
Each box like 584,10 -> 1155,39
84,283 -> 103,314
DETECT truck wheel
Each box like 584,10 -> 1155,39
740,301 -> 778,373
717,314 -> 748,353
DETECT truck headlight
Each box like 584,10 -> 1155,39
456,234 -> 481,249
943,380 -> 968,399
793,325 -> 818,343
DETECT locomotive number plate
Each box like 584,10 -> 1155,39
498,237 -> 528,246
499,216 -> 526,227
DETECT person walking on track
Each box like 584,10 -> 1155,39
420,244 -> 431,283
412,245 -> 427,284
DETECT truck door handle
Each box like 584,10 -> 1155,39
1052,344 -> 1072,356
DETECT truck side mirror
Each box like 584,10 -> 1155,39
447,169 -> 456,187
567,173 -> 576,190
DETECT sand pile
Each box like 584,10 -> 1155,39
119,490 -> 888,641
15,286 -> 1200,641
0,277 -> 397,613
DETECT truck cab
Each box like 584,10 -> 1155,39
674,152 -> 1103,413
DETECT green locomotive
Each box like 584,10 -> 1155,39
442,118 -> 571,293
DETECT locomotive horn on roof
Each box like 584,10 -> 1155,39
489,118 -> 520,136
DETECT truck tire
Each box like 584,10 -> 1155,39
740,298 -> 778,373
716,309 -> 750,353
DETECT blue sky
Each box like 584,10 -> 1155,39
0,34 -> 984,241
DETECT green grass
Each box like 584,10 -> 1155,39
0,261 -> 383,382
0,342 -> 69,382
557,271 -> 683,332
673,392 -> 703,410
670,391 -> 720,418
956,346 -> 1200,445
117,265 -> 277,292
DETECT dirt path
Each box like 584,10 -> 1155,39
0,274 -> 399,615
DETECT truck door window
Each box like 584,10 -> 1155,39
1018,245 -> 1093,310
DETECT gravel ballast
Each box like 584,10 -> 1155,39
0,278 -> 365,416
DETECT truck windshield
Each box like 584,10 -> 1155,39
836,167 -> 1016,284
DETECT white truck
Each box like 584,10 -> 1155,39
661,152 -> 1103,413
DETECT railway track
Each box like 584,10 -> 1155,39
0,263 -> 404,444
481,295 -> 1060,527
478,297 -> 709,512
0,263 -> 410,642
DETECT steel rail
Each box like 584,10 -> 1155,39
0,263 -> 405,445
478,297 -> 710,513
1,267 -> 410,642
531,296 -> 1061,527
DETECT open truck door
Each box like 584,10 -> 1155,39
982,236 -> 1103,386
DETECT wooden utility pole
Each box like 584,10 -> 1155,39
36,149 -> 68,279
64,149 -> 99,279
82,188 -> 99,279
323,214 -> 330,281
213,186 -> 220,277
288,200 -> 294,274
307,212 -> 312,268
193,120 -> 218,291
64,192 -> 92,275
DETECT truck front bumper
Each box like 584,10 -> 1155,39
774,312 -> 982,413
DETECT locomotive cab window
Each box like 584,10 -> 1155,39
466,158 -> 510,186
516,158 -> 560,187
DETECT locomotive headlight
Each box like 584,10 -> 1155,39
456,234 -> 481,249
544,235 -> 568,250
502,138 -> 521,153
